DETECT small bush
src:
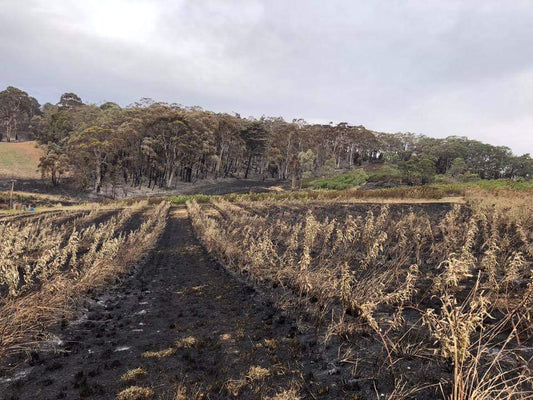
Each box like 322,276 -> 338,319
305,169 -> 368,190
366,164 -> 402,185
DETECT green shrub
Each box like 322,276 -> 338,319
305,169 -> 369,190
434,174 -> 454,184
366,164 -> 402,185
457,172 -> 479,183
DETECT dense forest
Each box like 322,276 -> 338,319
1,85 -> 532,193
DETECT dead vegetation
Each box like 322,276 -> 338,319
121,368 -> 148,383
0,200 -> 169,359
187,192 -> 533,399
116,385 -> 155,400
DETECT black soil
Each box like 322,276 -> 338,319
0,208 -> 343,400
0,177 -> 285,203
177,178 -> 285,196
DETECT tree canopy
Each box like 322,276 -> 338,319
1,86 -> 530,192
0,86 -> 40,141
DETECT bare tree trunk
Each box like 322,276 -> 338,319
95,162 -> 102,193
215,145 -> 225,179
166,168 -> 175,187
6,117 -> 12,142
14,117 -> 18,141
244,153 -> 253,179
284,130 -> 293,180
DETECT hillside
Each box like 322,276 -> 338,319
0,141 -> 42,179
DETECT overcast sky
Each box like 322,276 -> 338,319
1,0 -> 532,155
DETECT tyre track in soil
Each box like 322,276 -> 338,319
1,208 -> 336,400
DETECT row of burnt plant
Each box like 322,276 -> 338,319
0,201 -> 170,359
188,195 -> 533,399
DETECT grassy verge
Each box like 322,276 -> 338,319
304,164 -> 533,193
165,186 -> 464,205
431,178 -> 533,192
168,180 -> 532,205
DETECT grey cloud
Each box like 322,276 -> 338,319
0,0 -> 532,154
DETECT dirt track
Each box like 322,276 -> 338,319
0,208 -> 339,400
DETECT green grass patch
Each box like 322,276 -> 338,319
185,185 -> 457,203
165,177 -> 532,207
169,194 -> 217,204
430,179 -> 533,193
305,169 -> 369,190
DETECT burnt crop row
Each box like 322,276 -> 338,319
0,200 -> 170,360
188,196 -> 533,399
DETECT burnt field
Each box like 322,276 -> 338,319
0,194 -> 531,400
0,202 -> 169,364
188,196 -> 533,399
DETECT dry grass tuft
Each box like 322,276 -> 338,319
173,383 -> 205,400
264,387 -> 302,400
116,386 -> 155,400
246,365 -> 271,381
121,368 -> 148,382
263,338 -> 279,350
142,348 -> 176,359
175,336 -> 197,349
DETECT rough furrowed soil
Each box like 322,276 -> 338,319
0,208 -> 339,400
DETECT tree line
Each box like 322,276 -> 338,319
1,86 -> 531,192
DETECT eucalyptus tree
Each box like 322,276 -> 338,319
0,86 -> 40,141
240,120 -> 269,179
